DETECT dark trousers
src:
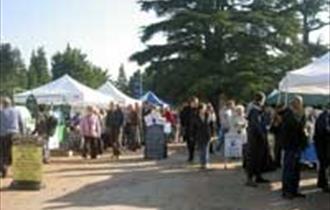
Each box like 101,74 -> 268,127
317,160 -> 329,189
0,134 -> 13,175
127,125 -> 139,151
282,149 -> 301,194
187,137 -> 196,161
110,126 -> 121,157
245,133 -> 266,179
82,136 -> 98,159
274,135 -> 282,167
97,138 -> 104,155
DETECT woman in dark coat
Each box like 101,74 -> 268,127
105,104 -> 124,159
281,96 -> 308,199
245,92 -> 270,187
192,104 -> 211,169
314,106 -> 330,193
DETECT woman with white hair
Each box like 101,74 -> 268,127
230,105 -> 248,140
281,96 -> 308,199
225,105 -> 248,158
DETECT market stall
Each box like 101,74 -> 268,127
279,52 -> 330,96
14,74 -> 114,106
140,91 -> 169,107
98,81 -> 141,105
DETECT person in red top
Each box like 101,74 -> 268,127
163,107 -> 176,143
164,107 -> 175,125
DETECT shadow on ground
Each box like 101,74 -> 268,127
33,144 -> 330,210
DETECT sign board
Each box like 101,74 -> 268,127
224,133 -> 243,158
10,135 -> 43,190
12,144 -> 43,182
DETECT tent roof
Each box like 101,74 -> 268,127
140,91 -> 168,107
97,81 -> 141,105
267,89 -> 330,106
14,75 -> 114,106
279,52 -> 330,95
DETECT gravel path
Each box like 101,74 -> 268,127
1,143 -> 329,210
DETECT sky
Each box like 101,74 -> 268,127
1,0 -> 329,78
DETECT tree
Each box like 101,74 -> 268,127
115,64 -> 130,94
0,43 -> 27,96
131,0 -> 307,103
27,47 -> 50,88
297,0 -> 330,46
128,70 -> 143,98
51,45 -> 108,88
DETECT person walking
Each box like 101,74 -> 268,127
126,105 -> 140,151
179,101 -> 190,143
245,92 -> 270,187
186,97 -> 199,163
314,104 -> 330,193
106,103 -> 124,159
192,104 -> 212,169
33,104 -> 57,163
281,96 -> 308,199
207,104 -> 217,154
0,97 -> 23,178
79,106 -> 102,159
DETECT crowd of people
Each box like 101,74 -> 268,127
1,92 -> 329,201
69,102 -> 178,160
178,92 -> 330,199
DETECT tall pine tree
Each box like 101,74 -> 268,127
297,0 -> 330,46
128,70 -> 143,98
131,0 -> 308,102
116,64 -> 130,94
0,43 -> 27,96
51,45 -> 108,88
28,47 -> 50,88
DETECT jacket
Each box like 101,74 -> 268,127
282,108 -> 307,151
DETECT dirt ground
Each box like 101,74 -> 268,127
1,143 -> 329,210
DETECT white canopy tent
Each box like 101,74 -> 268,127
279,52 -> 330,95
97,81 -> 141,105
14,75 -> 114,106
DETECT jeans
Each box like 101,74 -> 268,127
43,136 -> 50,162
198,141 -> 209,167
282,149 -> 301,194
216,128 -> 228,151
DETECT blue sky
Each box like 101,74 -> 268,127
0,0 -> 157,77
1,0 -> 329,77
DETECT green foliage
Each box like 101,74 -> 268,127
51,45 -> 108,88
27,47 -> 50,88
0,43 -> 27,96
297,0 -> 330,46
115,64 -> 130,94
131,0 -> 328,104
128,70 -> 143,98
